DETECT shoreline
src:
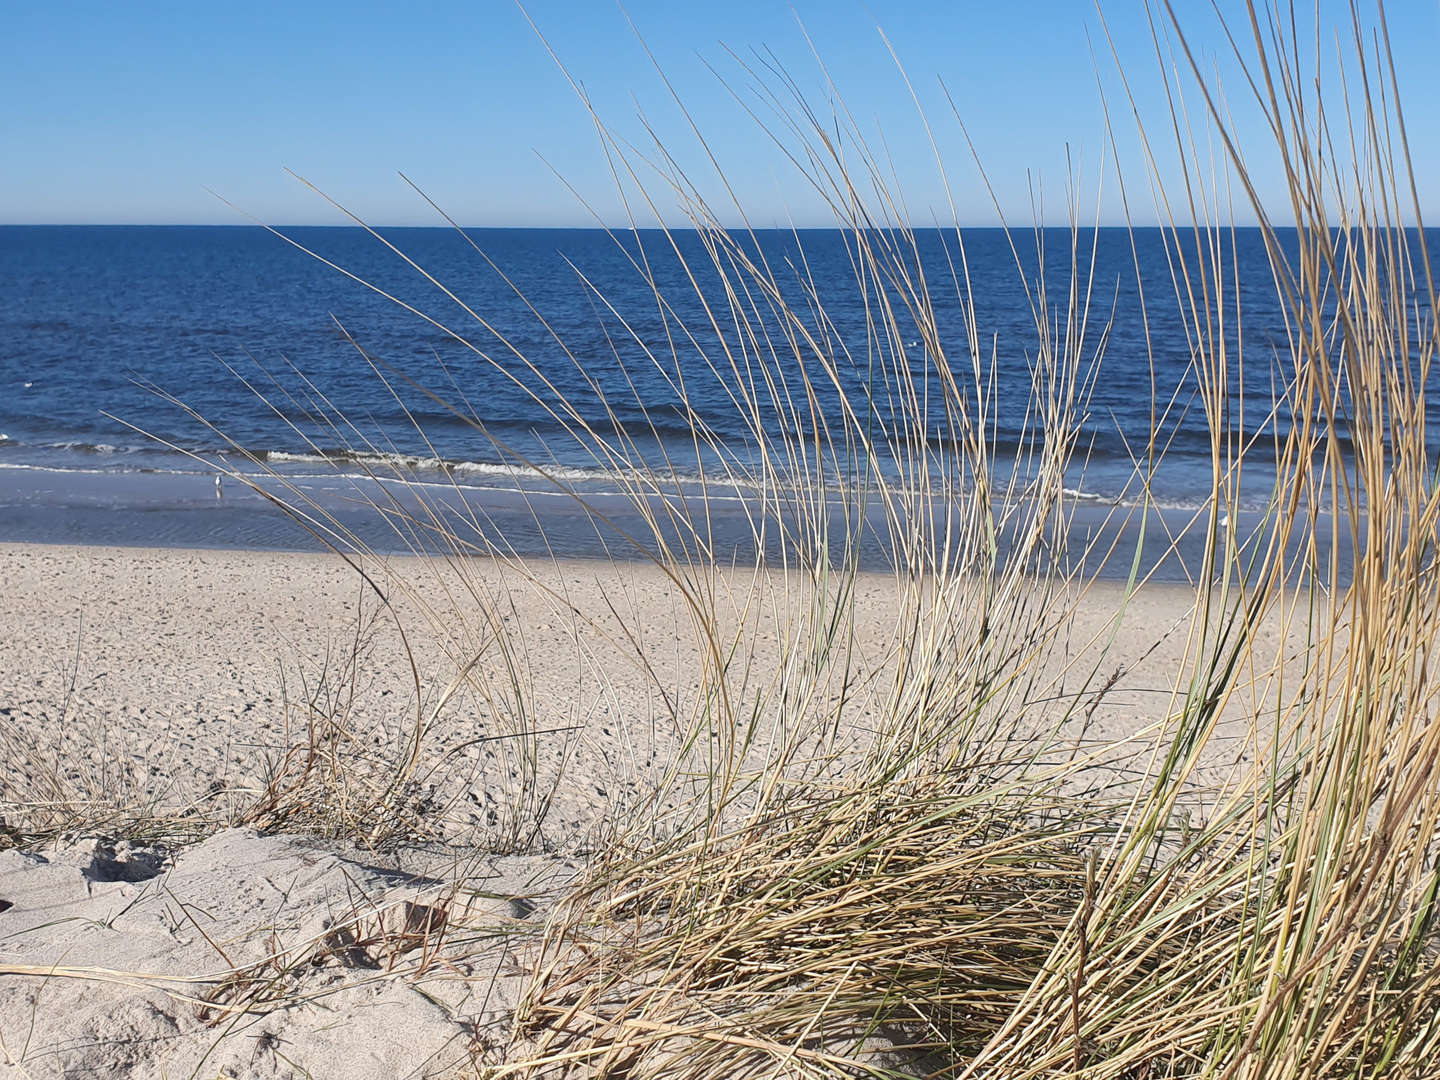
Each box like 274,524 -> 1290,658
0,459 -> 1333,584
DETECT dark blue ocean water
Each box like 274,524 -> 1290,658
0,225 -> 1429,569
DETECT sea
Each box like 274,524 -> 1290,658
1,225 -> 1430,578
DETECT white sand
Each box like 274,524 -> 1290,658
0,829 -> 564,1079
0,542 -> 1293,1077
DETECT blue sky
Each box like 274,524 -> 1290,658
4,1 -> 1437,227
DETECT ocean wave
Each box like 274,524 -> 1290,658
27,440 -> 148,456
0,435 -> 700,488
1061,486 -> 1128,506
0,461 -> 127,477
1,433 -> 1279,512
0,457 -> 1266,514
0,452 -> 1287,514
248,445 -> 778,504
258,447 -> 696,488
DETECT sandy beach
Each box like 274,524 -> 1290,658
0,541 -> 1300,1077
0,542 -> 1254,834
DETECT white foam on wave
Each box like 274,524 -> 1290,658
1062,486 -> 1124,505
38,440 -> 146,455
252,449 -> 766,505
0,461 -> 117,476
263,448 -> 664,488
264,451 -> 334,464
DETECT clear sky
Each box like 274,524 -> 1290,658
4,1 -> 1437,228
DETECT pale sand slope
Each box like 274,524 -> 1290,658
0,829 -> 565,1079
0,542 -> 1314,1078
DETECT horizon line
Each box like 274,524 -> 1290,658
1,220 -> 1290,231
